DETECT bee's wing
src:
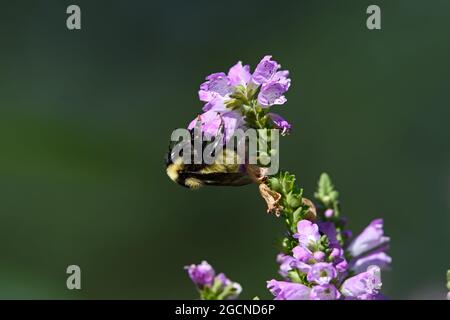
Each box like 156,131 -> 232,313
186,171 -> 252,186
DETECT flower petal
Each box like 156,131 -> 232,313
185,261 -> 215,287
228,61 -> 251,86
267,280 -> 311,300
252,55 -> 280,85
341,265 -> 382,299
347,219 -> 390,257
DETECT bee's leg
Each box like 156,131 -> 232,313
209,114 -> 225,150
218,114 -> 226,140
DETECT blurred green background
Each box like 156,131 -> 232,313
0,0 -> 449,299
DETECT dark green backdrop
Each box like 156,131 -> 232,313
0,0 -> 449,299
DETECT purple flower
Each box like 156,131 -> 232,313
276,254 -> 296,277
340,265 -> 382,299
350,248 -> 392,274
258,82 -> 290,107
228,61 -> 251,87
257,71 -> 291,107
221,111 -> 245,141
187,110 -> 245,142
198,56 -> 291,115
292,260 -> 313,273
335,260 -> 348,273
292,246 -> 313,262
199,72 -> 232,102
310,284 -> 340,300
199,61 -> 253,113
347,219 -> 390,257
185,261 -> 215,287
258,82 -> 288,106
215,273 -> 242,299
228,282 -> 242,300
329,247 -> 343,260
268,113 -> 292,135
188,110 -> 220,138
202,96 -> 228,112
318,222 -> 340,248
342,229 -> 353,239
215,272 -> 230,286
343,293 -> 386,300
252,55 -> 280,85
267,280 -> 311,300
307,262 -> 337,285
361,293 -> 388,300
313,251 -> 326,262
201,62 -> 252,112
294,220 -> 320,248
324,209 -> 334,218
316,222 -> 349,272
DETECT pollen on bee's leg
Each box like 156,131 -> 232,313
185,178 -> 202,189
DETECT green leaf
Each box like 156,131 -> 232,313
292,207 -> 303,224
280,172 -> 295,194
287,270 -> 303,283
268,176 -> 283,193
314,172 -> 339,208
286,191 -> 302,209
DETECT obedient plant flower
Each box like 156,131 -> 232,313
324,209 -> 334,218
258,71 -> 291,107
340,265 -> 382,299
347,219 -> 390,258
277,254 -> 297,277
192,56 -> 292,141
185,260 -> 215,287
252,55 -> 281,85
228,61 -> 252,87
294,220 -> 321,247
199,72 -> 231,103
307,262 -> 338,285
318,222 -> 340,248
199,61 -> 252,107
181,56 -> 392,300
268,113 -> 291,135
185,261 -> 242,300
265,173 -> 391,300
310,284 -> 341,300
267,280 -> 311,300
292,246 -> 313,262
215,273 -> 242,300
350,247 -> 392,274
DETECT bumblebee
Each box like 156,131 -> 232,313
165,123 -> 253,189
